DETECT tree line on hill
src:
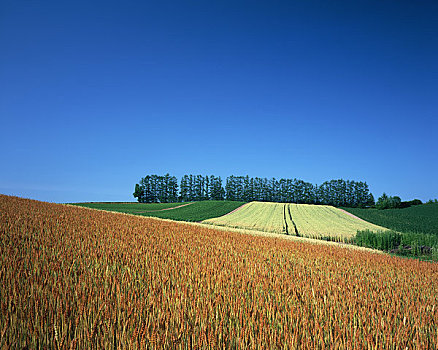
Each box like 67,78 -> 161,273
133,174 -> 375,208
133,174 -> 179,203
225,176 -> 374,207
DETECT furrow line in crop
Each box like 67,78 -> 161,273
283,204 -> 289,235
287,204 -> 300,236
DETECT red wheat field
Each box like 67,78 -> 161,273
0,194 -> 437,349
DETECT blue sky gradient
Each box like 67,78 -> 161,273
1,0 -> 437,203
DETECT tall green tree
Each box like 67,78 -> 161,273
179,175 -> 189,202
225,176 -> 236,201
133,183 -> 144,202
210,176 -> 225,200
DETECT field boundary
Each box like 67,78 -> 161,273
337,208 -> 369,223
210,202 -> 249,219
133,202 -> 193,213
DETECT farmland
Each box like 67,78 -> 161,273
203,202 -> 287,234
204,202 -> 388,241
1,194 -> 437,348
71,202 -> 191,212
73,200 -> 245,222
344,203 -> 438,235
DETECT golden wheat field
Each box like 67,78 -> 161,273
1,195 -> 437,349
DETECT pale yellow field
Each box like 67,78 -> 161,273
204,201 -> 388,241
204,202 -> 286,234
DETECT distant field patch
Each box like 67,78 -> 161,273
204,201 -> 388,241
343,204 -> 438,235
72,201 -> 245,222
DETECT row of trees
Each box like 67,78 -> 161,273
134,174 -> 375,207
179,175 -> 225,201
225,176 -> 374,207
133,174 -> 225,203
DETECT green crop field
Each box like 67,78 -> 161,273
73,201 -> 245,222
343,203 -> 438,235
204,202 -> 388,241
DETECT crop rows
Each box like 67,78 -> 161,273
1,195 -> 437,348
289,204 -> 386,240
74,200 -> 245,222
344,204 -> 438,236
205,202 -> 287,234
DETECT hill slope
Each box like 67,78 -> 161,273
1,194 -> 437,348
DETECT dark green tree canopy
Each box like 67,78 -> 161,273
376,193 -> 402,209
134,174 -> 375,207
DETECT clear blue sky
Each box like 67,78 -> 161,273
1,0 -> 437,203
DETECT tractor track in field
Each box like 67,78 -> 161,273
283,204 -> 289,234
287,204 -> 300,236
